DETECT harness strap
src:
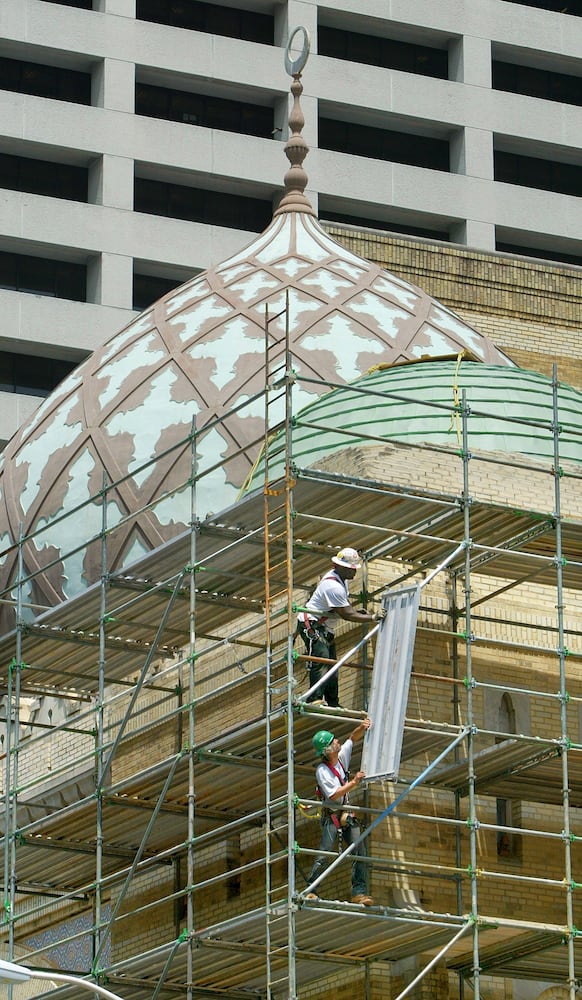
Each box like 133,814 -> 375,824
317,761 -> 348,808
301,571 -> 348,627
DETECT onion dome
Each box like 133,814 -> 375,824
0,41 -> 513,619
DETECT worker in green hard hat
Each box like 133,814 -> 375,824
305,716 -> 373,906
297,547 -> 384,708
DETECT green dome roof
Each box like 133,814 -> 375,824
246,360 -> 582,489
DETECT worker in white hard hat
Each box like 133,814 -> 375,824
297,547 -> 384,708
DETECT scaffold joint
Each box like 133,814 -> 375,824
186,563 -> 205,573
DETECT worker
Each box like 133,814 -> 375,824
305,718 -> 373,905
297,547 -> 384,707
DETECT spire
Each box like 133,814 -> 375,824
274,26 -> 316,217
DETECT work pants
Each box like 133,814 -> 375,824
297,620 -> 338,707
307,814 -> 368,898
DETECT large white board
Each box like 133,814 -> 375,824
361,584 -> 420,782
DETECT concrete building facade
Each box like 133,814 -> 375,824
0,0 -> 581,445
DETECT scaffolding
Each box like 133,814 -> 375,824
1,331 -> 582,1000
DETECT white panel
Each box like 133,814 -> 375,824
361,585 -> 420,782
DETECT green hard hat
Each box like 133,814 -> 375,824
312,730 -> 334,756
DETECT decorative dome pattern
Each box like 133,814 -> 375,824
0,67 -> 513,618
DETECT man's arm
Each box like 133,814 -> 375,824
335,604 -> 384,624
350,717 -> 371,743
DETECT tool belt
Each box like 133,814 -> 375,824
323,807 -> 357,830
298,615 -> 332,641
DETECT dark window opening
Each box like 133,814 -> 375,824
493,60 -> 582,107
0,153 -> 88,202
0,350 -> 78,397
226,835 -> 241,900
496,695 -> 521,861
497,240 -> 582,267
500,0 -> 581,14
495,150 -> 582,198
40,0 -> 93,8
0,56 -> 91,105
136,83 -> 274,139
318,24 -> 448,79
134,177 -> 272,232
133,273 -> 184,311
0,251 -> 86,301
136,0 -> 274,44
319,117 -> 450,172
322,209 -> 449,242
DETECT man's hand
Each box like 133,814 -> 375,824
351,717 -> 371,742
373,608 -> 387,622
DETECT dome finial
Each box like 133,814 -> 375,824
275,26 -> 316,217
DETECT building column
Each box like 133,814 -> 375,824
449,35 -> 495,250
449,34 -> 491,88
450,218 -> 496,251
92,57 -> 135,113
450,126 -> 494,181
93,0 -> 136,15
87,252 -> 134,309
89,154 -> 133,211
274,2 -> 318,51
89,51 -> 135,308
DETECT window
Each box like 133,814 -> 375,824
134,177 -> 272,232
0,251 -> 86,301
319,117 -> 450,172
493,60 -> 582,107
0,350 -> 78,397
136,83 -> 274,139
321,209 -> 449,242
0,153 -> 88,202
133,273 -> 183,310
496,240 -> 582,267
318,25 -> 448,79
40,0 -> 93,8
500,0 -> 581,13
0,56 -> 91,105
495,150 -> 582,198
136,0 -> 274,44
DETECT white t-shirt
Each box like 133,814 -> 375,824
316,739 -> 353,807
305,569 -> 350,633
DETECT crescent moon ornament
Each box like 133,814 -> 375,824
285,26 -> 310,76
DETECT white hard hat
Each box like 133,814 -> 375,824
332,547 -> 361,569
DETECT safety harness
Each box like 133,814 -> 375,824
316,760 -> 350,830
298,571 -> 348,637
